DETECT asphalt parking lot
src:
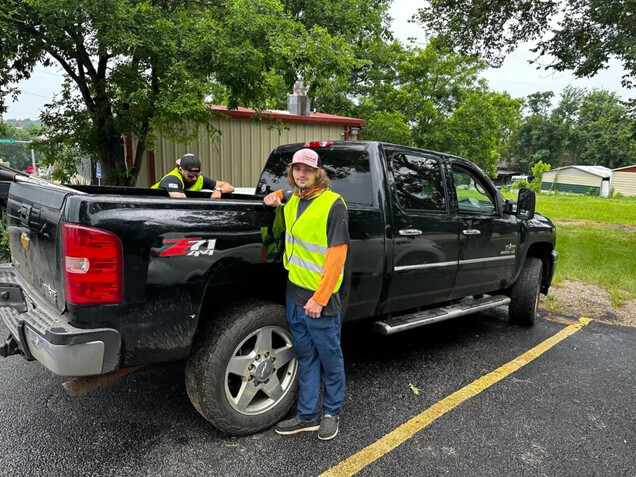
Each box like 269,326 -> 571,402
1,308 -> 634,477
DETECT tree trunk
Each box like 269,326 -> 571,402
98,132 -> 127,186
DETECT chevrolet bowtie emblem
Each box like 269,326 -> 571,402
21,232 -> 30,250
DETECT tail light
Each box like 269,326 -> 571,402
62,223 -> 123,305
302,141 -> 333,148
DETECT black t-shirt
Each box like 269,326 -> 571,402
285,194 -> 350,316
158,174 -> 217,193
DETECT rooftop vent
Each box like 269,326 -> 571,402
287,81 -> 310,116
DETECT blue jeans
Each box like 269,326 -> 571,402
286,296 -> 345,420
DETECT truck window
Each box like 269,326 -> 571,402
452,166 -> 496,214
257,148 -> 373,206
391,153 -> 446,211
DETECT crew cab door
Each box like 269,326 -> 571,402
450,161 -> 518,298
384,148 -> 459,313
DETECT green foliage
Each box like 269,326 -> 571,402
416,0 -> 635,88
0,124 -> 45,170
0,215 -> 10,264
524,91 -> 554,117
511,87 -> 636,172
329,39 -> 522,175
441,90 -> 522,176
576,90 -> 636,169
0,0 -> 391,185
363,111 -> 414,145
530,160 -> 551,192
511,179 -> 530,190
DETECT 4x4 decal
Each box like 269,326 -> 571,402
160,238 -> 216,257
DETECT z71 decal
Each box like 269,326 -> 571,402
160,238 -> 217,257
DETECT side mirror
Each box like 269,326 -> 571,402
517,188 -> 536,220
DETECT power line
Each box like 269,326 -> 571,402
17,91 -> 54,99
34,68 -> 64,78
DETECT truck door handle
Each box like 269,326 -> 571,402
462,229 -> 481,236
399,229 -> 422,236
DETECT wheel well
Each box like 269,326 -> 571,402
197,263 -> 287,331
525,242 -> 554,293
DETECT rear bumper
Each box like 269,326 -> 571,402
0,264 -> 120,376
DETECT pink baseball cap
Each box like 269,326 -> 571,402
290,148 -> 320,168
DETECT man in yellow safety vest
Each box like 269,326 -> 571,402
263,148 -> 349,441
152,153 -> 234,199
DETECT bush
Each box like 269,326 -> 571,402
530,160 -> 551,192
0,215 -> 10,263
511,179 -> 530,189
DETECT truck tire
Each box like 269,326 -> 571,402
509,257 -> 543,326
185,300 -> 298,436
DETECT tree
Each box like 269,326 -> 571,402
0,124 -> 45,170
363,111 -> 414,145
576,90 -> 636,168
525,91 -> 554,117
416,1 -> 636,89
329,39 -> 522,175
512,113 -> 563,173
0,0 -> 390,185
441,90 -> 522,176
550,86 -> 586,166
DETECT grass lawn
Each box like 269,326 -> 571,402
504,191 -> 636,304
535,194 -> 636,226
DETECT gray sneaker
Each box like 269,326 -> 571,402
318,415 -> 339,440
275,416 -> 320,435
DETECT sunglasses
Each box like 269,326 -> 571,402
185,170 -> 201,179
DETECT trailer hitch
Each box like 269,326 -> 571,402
0,336 -> 20,358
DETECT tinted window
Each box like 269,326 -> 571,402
256,148 -> 373,206
391,153 -> 446,211
452,166 -> 496,214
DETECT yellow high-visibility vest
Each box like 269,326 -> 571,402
283,190 -> 345,293
151,167 -> 204,191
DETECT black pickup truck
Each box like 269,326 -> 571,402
0,141 -> 557,435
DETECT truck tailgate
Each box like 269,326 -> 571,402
6,182 -> 72,313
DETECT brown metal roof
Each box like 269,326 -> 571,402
210,105 -> 366,126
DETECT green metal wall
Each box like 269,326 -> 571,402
541,182 -> 600,195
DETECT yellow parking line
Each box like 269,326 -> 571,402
321,317 -> 593,477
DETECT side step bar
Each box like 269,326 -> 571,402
374,294 -> 511,335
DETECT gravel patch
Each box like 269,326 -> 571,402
541,280 -> 636,327
553,220 -> 636,232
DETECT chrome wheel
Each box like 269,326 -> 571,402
224,325 -> 297,415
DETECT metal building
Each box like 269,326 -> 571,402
135,105 -> 366,188
540,165 -> 612,197
611,165 -> 636,197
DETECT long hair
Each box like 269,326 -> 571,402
286,164 -> 330,189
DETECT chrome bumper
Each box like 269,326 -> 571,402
0,264 -> 120,377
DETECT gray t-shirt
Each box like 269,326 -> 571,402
285,193 -> 350,316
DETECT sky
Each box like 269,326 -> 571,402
2,0 -> 632,120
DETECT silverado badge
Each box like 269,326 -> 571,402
501,243 -> 516,255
